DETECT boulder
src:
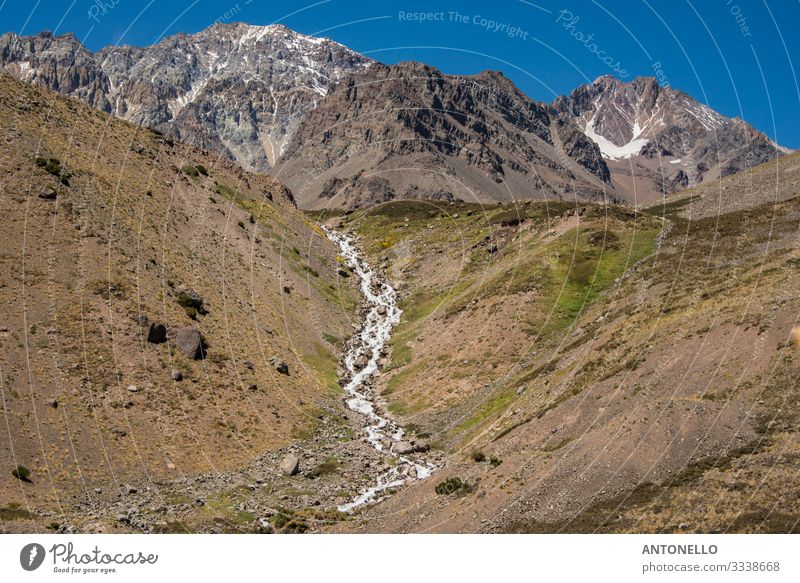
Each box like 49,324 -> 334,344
393,441 -> 414,455
170,369 -> 183,381
269,356 -> 289,375
145,322 -> 167,344
280,454 -> 300,476
354,354 -> 369,370
376,305 -> 387,316
174,326 -> 205,359
38,187 -> 57,200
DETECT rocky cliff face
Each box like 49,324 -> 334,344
276,62 -> 613,208
0,23 -> 372,171
1,24 -> 787,207
553,75 -> 787,196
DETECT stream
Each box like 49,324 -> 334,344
323,227 -> 436,512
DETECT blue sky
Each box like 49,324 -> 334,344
2,0 -> 798,147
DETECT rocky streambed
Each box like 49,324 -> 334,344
48,229 -> 435,533
323,227 -> 436,511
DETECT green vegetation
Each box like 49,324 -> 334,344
35,155 -> 71,185
176,291 -> 207,319
195,163 -> 209,176
435,477 -> 471,496
470,450 -> 486,462
11,465 -> 31,482
453,388 -> 516,435
307,457 -> 341,479
182,164 -> 199,177
213,182 -> 243,200
0,503 -> 34,520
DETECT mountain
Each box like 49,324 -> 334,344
0,73 -> 361,530
274,61 -> 613,209
554,75 -> 787,201
0,23 -> 371,171
1,25 -> 787,208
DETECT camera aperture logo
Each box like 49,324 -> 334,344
20,543 -> 46,571
19,542 -> 158,574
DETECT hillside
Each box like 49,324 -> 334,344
0,74 -> 361,532
325,153 -> 800,533
276,62 -> 612,209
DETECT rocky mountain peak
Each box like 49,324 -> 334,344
277,60 -> 612,208
1,23 -> 372,171
553,74 -> 783,196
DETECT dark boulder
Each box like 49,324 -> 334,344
38,187 -> 57,200
269,356 -> 289,375
146,322 -> 167,344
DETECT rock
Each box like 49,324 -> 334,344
174,326 -> 205,359
354,354 -> 369,370
126,485 -> 138,494
194,498 -> 205,507
123,400 -> 134,409
269,356 -> 289,375
337,268 -> 350,278
112,428 -> 127,437
170,369 -> 183,381
127,385 -> 140,393
376,305 -> 387,316
248,383 -> 258,391
46,398 -> 58,409
145,322 -> 167,343
487,243 -> 498,253
280,454 -> 300,476
243,360 -> 254,370
393,441 -> 414,455
38,187 -> 57,200
115,514 -> 130,524
166,463 -> 176,470
413,443 -> 430,453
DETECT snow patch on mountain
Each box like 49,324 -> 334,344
584,115 -> 649,160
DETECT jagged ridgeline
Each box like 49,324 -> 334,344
0,25 -> 786,210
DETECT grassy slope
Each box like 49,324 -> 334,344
0,74 -> 359,527
340,160 -> 800,532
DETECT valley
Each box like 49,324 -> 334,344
0,19 -> 797,536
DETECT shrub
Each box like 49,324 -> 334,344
307,459 -> 340,479
489,456 -> 503,467
36,156 -> 71,185
182,165 -> 199,177
11,465 -> 31,482
471,450 -> 486,463
435,477 -> 470,496
237,220 -> 245,229
176,291 -> 207,319
195,164 -> 208,176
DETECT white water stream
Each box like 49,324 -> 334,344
324,227 -> 435,512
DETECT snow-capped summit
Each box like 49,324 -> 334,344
553,75 -> 784,194
0,23 -> 372,170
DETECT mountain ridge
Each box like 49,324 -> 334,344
0,24 -> 787,207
